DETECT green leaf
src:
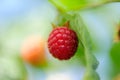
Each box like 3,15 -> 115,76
49,0 -> 111,12
69,12 -> 99,80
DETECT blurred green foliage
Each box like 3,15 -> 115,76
110,42 -> 120,77
0,55 -> 26,80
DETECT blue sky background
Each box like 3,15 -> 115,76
0,0 -> 47,24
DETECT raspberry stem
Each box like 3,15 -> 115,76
63,21 -> 69,28
51,23 -> 57,29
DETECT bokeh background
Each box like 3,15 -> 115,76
0,0 -> 120,80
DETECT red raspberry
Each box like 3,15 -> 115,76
48,27 -> 78,60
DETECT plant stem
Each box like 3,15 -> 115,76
82,0 -> 120,10
83,48 -> 100,80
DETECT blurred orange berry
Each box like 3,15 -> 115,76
21,35 -> 47,66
